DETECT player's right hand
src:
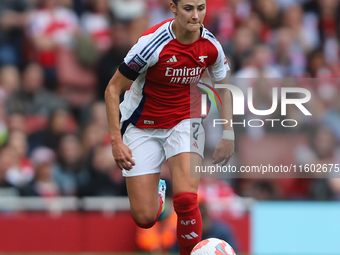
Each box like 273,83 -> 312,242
111,140 -> 135,170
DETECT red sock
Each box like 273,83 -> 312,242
133,196 -> 163,229
173,192 -> 202,255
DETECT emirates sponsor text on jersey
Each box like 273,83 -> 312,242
165,66 -> 206,84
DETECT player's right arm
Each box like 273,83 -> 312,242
105,70 -> 135,170
105,24 -> 165,169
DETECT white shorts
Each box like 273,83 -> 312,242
122,118 -> 205,177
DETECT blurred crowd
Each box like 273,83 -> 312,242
0,0 -> 340,206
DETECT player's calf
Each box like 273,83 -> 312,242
173,192 -> 202,255
133,179 -> 166,228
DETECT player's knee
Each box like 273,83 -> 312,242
132,209 -> 158,228
173,192 -> 198,214
172,178 -> 199,194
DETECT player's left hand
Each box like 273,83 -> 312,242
212,140 -> 234,165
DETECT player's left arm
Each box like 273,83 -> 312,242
206,35 -> 234,165
212,77 -> 234,165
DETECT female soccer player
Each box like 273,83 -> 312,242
105,0 -> 234,254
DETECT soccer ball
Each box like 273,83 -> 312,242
191,238 -> 236,255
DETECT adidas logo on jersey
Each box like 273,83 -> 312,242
166,55 -> 177,63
